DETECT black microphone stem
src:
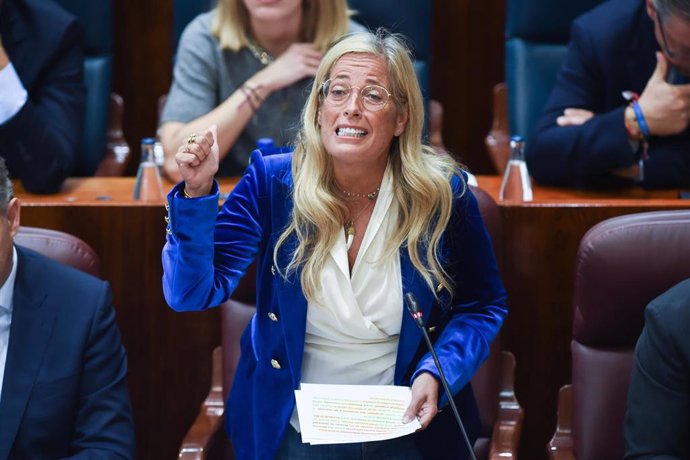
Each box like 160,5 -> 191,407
405,292 -> 477,460
418,323 -> 478,460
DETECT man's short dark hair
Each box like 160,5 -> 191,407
0,157 -> 14,211
654,0 -> 690,21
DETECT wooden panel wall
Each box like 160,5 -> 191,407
431,0 -> 506,175
113,0 -> 174,175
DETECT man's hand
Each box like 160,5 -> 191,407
557,108 -> 595,126
402,372 -> 439,430
638,52 -> 690,136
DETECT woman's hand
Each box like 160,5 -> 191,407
252,43 -> 322,92
175,125 -> 219,197
402,372 -> 440,430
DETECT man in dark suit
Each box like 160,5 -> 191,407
624,278 -> 690,459
527,0 -> 690,189
0,156 -> 134,459
0,0 -> 85,194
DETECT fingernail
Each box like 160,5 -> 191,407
402,415 -> 412,424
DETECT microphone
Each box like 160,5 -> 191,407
405,292 -> 477,460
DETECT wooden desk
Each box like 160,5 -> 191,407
15,177 -> 237,460
15,176 -> 690,459
475,175 -> 690,459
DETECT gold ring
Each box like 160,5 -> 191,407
187,133 -> 197,146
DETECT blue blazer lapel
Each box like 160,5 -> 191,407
394,249 -> 434,385
0,258 -> 53,460
271,172 -> 308,385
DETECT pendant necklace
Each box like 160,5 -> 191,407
342,187 -> 380,250
247,40 -> 274,66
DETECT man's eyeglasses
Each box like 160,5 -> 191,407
320,80 -> 392,111
657,11 -> 690,61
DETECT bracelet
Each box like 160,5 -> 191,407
242,83 -> 264,103
239,85 -> 258,112
624,106 -> 643,140
240,83 -> 265,113
631,100 -> 651,139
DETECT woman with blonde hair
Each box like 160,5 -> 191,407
159,0 -> 363,181
163,30 -> 507,459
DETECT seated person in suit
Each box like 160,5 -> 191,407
624,278 -> 690,459
159,0 -> 364,181
162,30 -> 507,459
0,0 -> 85,194
526,0 -> 690,189
0,156 -> 134,457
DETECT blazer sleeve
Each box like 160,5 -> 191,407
162,151 -> 268,311
526,19 -> 638,187
412,181 -> 508,404
67,282 -> 134,459
624,280 -> 690,459
0,19 -> 85,194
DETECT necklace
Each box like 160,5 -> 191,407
342,188 -> 380,250
340,187 -> 380,201
247,40 -> 274,66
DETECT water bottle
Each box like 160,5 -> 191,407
499,136 -> 533,202
256,137 -> 275,151
134,137 -> 165,201
153,140 -> 165,168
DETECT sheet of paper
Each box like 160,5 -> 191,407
295,383 -> 422,445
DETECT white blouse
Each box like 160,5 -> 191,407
291,167 -> 403,431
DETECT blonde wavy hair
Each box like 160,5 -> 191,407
274,30 -> 464,301
212,0 -> 350,52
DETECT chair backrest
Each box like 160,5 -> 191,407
14,226 -> 101,278
53,0 -> 113,176
505,0 -> 603,139
570,210 -> 690,459
467,185 -> 503,458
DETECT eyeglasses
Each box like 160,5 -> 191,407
657,11 -> 690,61
320,79 -> 392,111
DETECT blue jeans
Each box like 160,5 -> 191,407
276,425 -> 423,460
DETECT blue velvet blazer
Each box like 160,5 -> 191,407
163,151 -> 508,459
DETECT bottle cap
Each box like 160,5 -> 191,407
141,137 -> 156,145
256,137 -> 275,149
